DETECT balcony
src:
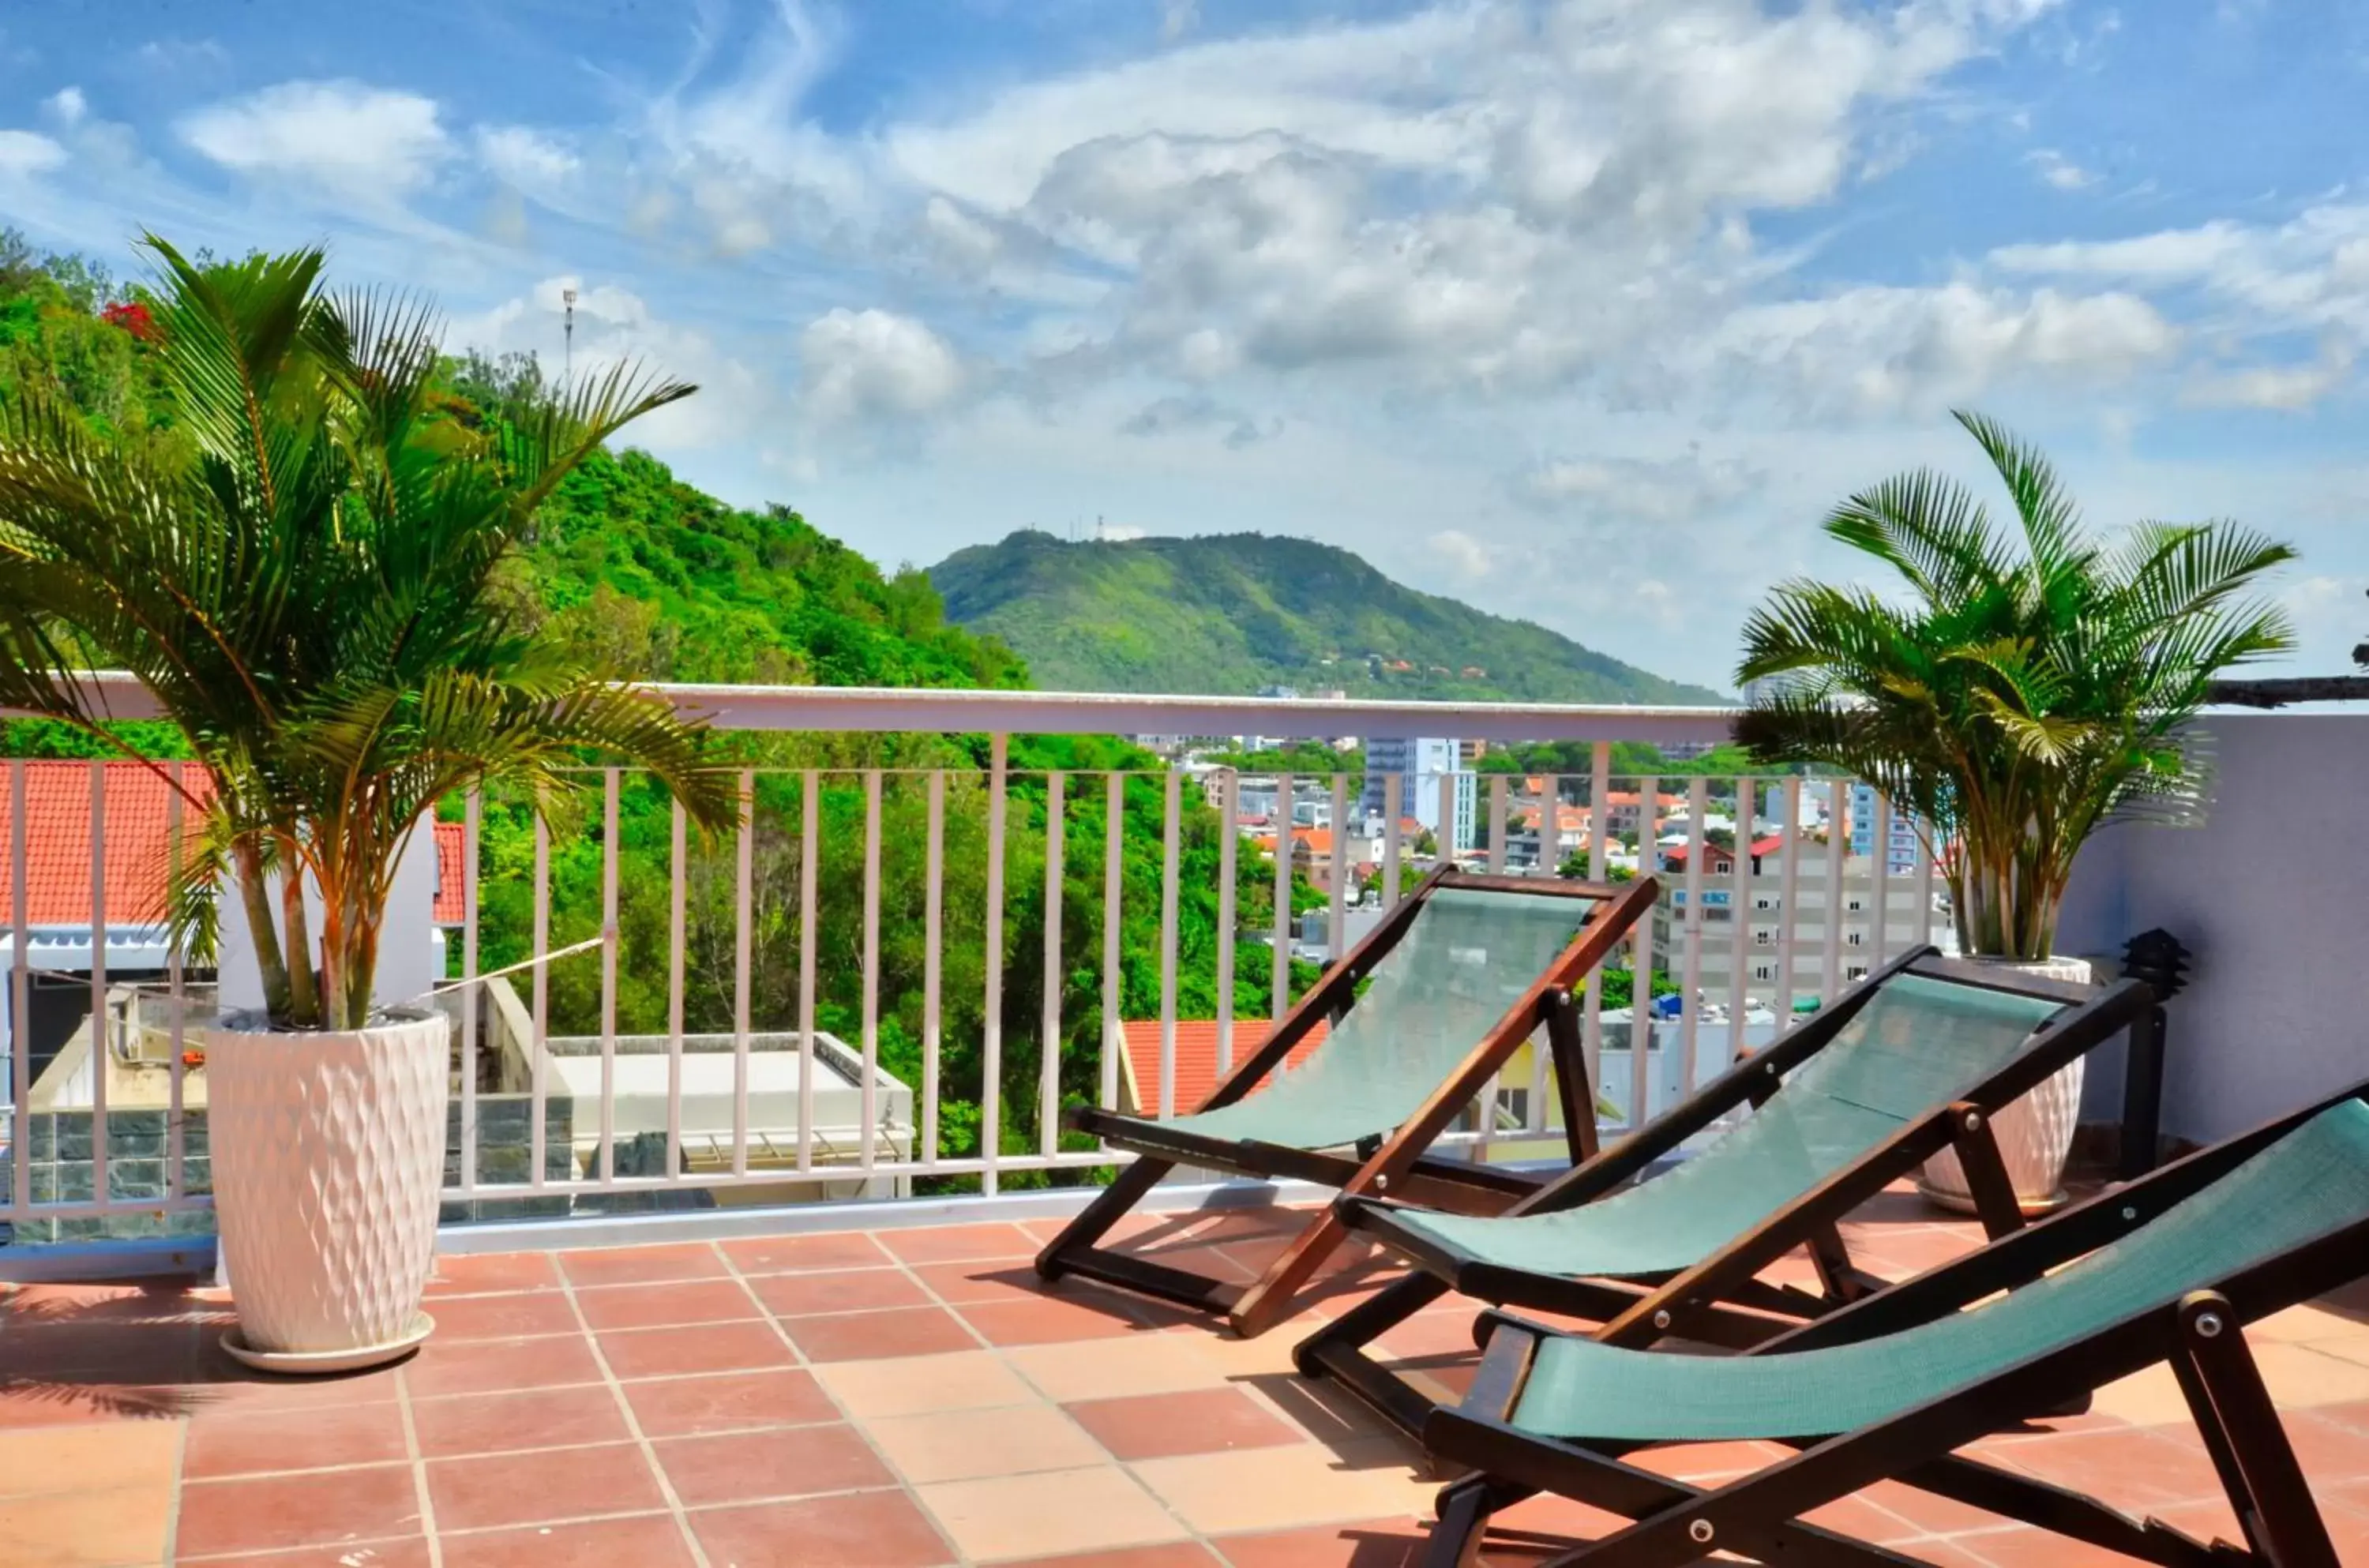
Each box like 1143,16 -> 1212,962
0,686 -> 2364,1564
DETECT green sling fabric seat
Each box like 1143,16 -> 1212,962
1507,1098 -> 2369,1443
1383,973 -> 2066,1279
1150,887 -> 1597,1152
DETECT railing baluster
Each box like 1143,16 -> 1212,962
1158,765 -> 1180,1119
1678,776 -> 1708,1099
797,767 -> 820,1176
1327,774 -> 1348,961
88,761 -> 106,1211
1527,772 -> 1557,1131
1038,770 -> 1062,1160
1099,771 -> 1121,1113
925,771 -> 945,1162
1486,775 -> 1507,873
460,789 -> 481,1195
667,795 -> 685,1184
1821,778 -> 1847,1006
1728,778 -> 1755,1063
732,769 -> 753,1179
1581,744 -> 1610,1102
531,808 -> 550,1190
1629,771 -> 1656,1128
1270,769 -> 1292,1021
865,769 -> 883,1172
9,762 -> 27,1221
1775,777 -> 1804,1031
1215,768 -> 1236,1075
166,764 -> 186,1202
598,767 -> 619,1187
1915,812 -> 1939,950
1382,773 -> 1402,909
982,737 -> 1007,1195
1869,786 -> 1893,973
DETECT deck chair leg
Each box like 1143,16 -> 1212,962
1423,1476 -> 1506,1568
1230,1204 -> 1357,1337
2172,1292 -> 2341,1568
1294,1272 -> 1451,1442
1945,1102 -> 2028,1241
1034,1153 -> 1171,1281
1806,1222 -> 1879,1306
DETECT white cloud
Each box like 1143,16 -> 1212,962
0,129 -> 66,178
799,308 -> 965,424
1425,528 -> 1492,580
180,80 -> 449,197
1714,283 -> 2179,415
2186,345 -> 2356,411
1515,452 -> 1764,521
42,88 -> 84,129
478,125 -> 578,189
1159,0 -> 1199,43
2027,148 -> 2096,189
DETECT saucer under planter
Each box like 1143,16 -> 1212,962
207,1008 -> 451,1374
1917,955 -> 2094,1216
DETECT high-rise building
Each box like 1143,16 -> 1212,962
1361,736 -> 1476,851
1846,782 -> 1922,875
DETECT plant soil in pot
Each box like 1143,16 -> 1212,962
209,1010 -> 450,1372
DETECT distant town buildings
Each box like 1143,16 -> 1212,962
1848,782 -> 1924,875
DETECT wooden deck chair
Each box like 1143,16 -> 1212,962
1298,949 -> 2158,1437
1412,1076 -> 2369,1567
1036,867 -> 1661,1337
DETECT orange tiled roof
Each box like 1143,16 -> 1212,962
1117,1017 -> 1332,1117
0,761 -> 215,927
432,820 -> 467,925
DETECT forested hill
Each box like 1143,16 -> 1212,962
929,529 -> 1727,704
0,234 -> 1022,696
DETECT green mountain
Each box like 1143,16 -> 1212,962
929,530 -> 1726,704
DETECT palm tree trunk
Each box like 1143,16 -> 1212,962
276,830 -> 320,1028
230,839 -> 291,1022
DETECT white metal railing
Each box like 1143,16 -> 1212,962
0,685 -> 1954,1244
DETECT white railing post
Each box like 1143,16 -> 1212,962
88,760 -> 107,1213
1728,778 -> 1754,1063
797,770 -> 820,1176
982,737 -> 1008,1193
732,771 -> 753,1177
666,796 -> 685,1181
1629,771 -> 1656,1128
1215,768 -> 1236,1075
166,763 -> 186,1202
1038,771 -> 1063,1160
1098,771 -> 1122,1114
1158,766 -> 1180,1120
531,807 -> 550,1189
865,769 -> 884,1172
9,761 -> 28,1220
1327,774 -> 1348,962
925,771 -> 945,1161
1775,778 -> 1804,1030
1271,770 -> 1293,1021
598,767 -> 619,1186
1678,776 -> 1708,1097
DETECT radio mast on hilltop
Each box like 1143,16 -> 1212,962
562,287 -> 576,382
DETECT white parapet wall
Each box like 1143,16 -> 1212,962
2057,710 -> 2369,1145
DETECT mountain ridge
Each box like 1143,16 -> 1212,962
928,529 -> 1728,706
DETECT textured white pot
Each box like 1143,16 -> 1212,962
1919,955 -> 2093,1216
208,1009 -> 450,1372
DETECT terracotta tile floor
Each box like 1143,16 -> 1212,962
5,1191 -> 2369,1566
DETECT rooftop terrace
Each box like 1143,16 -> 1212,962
6,1193 -> 2369,1567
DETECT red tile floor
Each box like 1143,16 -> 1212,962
4,1190 -> 2369,1566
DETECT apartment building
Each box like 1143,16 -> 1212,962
1656,849 -> 1947,1012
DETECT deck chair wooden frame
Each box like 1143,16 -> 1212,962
1298,949 -> 2159,1439
1035,866 -> 1662,1337
1414,1076 -> 2369,1568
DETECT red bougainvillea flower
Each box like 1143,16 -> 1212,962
100,300 -> 158,340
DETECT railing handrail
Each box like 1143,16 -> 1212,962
42,670 -> 1743,745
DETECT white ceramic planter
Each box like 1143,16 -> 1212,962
1918,955 -> 2093,1216
207,1009 -> 450,1373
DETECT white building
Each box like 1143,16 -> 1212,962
1847,782 -> 1924,876
1361,736 -> 1477,851
1658,848 -> 1947,1015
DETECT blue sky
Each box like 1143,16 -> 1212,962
3,0 -> 2365,688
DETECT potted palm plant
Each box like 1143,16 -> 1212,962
0,238 -> 733,1370
1736,411 -> 2293,1211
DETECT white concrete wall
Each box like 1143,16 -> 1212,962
2056,711 -> 2369,1143
217,817 -> 441,1019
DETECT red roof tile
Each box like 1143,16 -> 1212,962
433,820 -> 467,925
1117,1017 -> 1331,1118
0,761 -> 215,926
